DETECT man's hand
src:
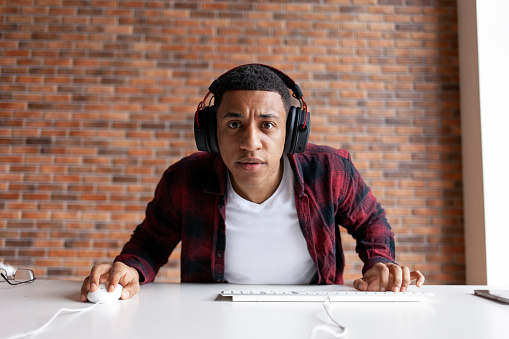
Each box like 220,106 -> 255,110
353,262 -> 425,292
80,262 -> 140,302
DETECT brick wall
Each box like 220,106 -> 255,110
0,0 -> 463,285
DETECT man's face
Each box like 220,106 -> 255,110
216,90 -> 287,204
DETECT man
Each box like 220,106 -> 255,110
81,64 -> 424,302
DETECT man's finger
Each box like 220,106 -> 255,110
106,262 -> 127,292
120,281 -> 140,300
80,276 -> 90,302
89,263 -> 114,291
400,266 -> 411,292
411,270 -> 425,287
388,264 -> 402,292
353,278 -> 368,291
376,263 -> 390,292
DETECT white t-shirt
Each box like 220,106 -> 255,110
224,157 -> 317,284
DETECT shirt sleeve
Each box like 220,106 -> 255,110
114,169 -> 182,284
335,152 -> 397,274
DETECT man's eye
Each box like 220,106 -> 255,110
262,122 -> 275,129
227,122 -> 241,129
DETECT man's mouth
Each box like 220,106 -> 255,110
237,158 -> 264,172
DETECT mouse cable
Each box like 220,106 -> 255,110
310,297 -> 348,339
6,301 -> 101,339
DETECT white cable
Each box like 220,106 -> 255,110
6,302 -> 101,339
310,298 -> 347,339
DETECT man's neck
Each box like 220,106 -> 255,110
229,158 -> 285,204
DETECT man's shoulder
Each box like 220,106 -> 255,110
290,144 -> 355,181
170,151 -> 218,168
165,152 -> 224,178
290,144 -> 356,191
297,143 -> 351,162
160,152 -> 226,193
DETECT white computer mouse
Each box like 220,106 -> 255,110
87,282 -> 123,303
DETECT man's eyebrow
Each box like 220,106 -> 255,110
220,112 -> 242,120
259,113 -> 281,120
220,112 -> 282,120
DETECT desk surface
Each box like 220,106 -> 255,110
1,281 -> 508,339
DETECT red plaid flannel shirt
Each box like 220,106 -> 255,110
115,144 -> 396,284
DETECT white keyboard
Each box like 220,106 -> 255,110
220,290 -> 434,302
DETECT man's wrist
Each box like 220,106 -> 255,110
130,266 -> 141,282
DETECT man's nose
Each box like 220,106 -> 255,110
240,125 -> 262,151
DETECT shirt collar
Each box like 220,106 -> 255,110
286,153 -> 305,196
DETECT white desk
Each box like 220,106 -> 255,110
1,281 -> 508,339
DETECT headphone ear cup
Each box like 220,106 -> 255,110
293,107 -> 309,154
206,107 -> 219,153
194,106 -> 219,153
284,106 -> 309,154
284,106 -> 297,155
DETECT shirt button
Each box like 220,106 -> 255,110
216,252 -> 223,258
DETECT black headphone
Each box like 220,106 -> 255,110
194,64 -> 310,155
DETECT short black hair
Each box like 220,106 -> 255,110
213,64 -> 292,113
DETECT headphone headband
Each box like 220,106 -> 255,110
209,64 -> 304,99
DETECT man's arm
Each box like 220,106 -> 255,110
114,168 -> 182,284
335,152 -> 424,291
80,167 -> 182,301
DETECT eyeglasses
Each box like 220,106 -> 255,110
0,268 -> 36,285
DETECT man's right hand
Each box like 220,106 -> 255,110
80,262 -> 140,302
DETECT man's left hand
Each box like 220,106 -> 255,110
353,262 -> 425,292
